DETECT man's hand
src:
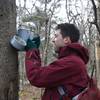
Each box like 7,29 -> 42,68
25,35 -> 40,51
31,35 -> 40,48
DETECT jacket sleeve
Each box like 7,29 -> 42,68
25,49 -> 80,88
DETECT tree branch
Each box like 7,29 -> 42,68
91,0 -> 97,23
91,0 -> 100,36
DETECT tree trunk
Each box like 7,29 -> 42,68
0,0 -> 18,100
95,40 -> 100,88
96,0 -> 100,88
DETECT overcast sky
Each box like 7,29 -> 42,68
16,0 -> 67,22
16,0 -> 90,24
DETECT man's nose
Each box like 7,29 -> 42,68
51,37 -> 55,43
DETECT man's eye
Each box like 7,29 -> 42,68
55,34 -> 57,37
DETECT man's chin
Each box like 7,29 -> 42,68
52,44 -> 60,52
54,47 -> 59,53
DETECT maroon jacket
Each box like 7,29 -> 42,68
25,43 -> 89,100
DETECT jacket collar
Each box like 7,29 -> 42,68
57,43 -> 89,64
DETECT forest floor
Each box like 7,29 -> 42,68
19,84 -> 42,100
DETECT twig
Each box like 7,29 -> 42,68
90,0 -> 100,36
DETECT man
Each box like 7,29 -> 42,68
25,23 -> 89,100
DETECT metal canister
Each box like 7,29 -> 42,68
17,26 -> 30,42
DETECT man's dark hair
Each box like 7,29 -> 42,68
56,23 -> 80,42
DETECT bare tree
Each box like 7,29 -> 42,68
0,0 -> 18,100
90,0 -> 100,87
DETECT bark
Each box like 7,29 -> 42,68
95,40 -> 100,88
0,0 -> 18,100
43,0 -> 49,65
95,0 -> 100,88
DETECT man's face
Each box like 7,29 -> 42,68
52,29 -> 70,51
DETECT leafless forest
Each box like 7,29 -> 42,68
0,0 -> 100,100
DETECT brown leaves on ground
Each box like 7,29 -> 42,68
19,84 -> 43,100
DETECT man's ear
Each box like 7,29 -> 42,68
64,37 -> 71,44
